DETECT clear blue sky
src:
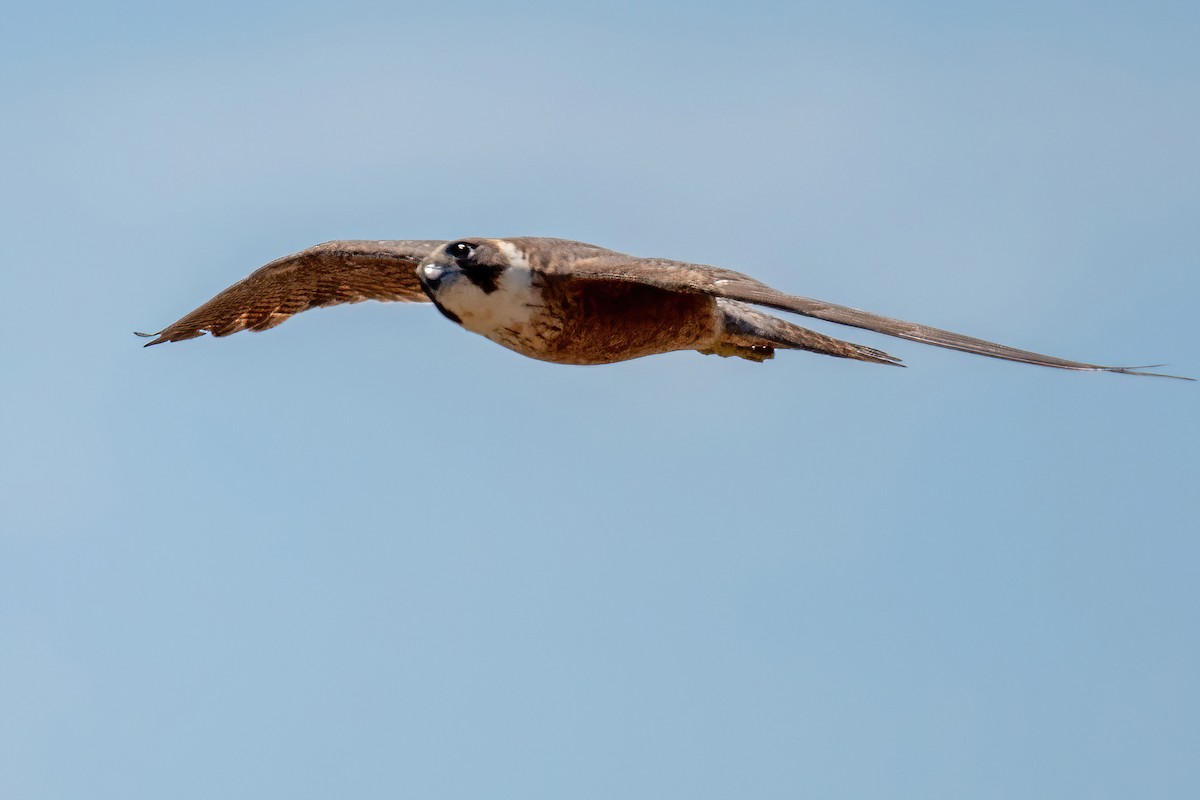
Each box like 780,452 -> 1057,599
2,2 -> 1198,798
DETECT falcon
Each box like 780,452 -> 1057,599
136,237 -> 1189,379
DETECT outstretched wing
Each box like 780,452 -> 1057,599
554,253 -> 1191,379
136,240 -> 442,346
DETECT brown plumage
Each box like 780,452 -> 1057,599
136,240 -> 439,345
137,236 -> 1190,380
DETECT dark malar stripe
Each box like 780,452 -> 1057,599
461,262 -> 505,294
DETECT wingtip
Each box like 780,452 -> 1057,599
1105,364 -> 1194,381
872,351 -> 905,368
134,331 -> 165,347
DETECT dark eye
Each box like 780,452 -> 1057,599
448,241 -> 475,261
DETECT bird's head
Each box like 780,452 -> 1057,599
417,239 -> 535,330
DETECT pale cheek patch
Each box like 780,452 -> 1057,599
495,240 -> 529,270
437,280 -> 484,318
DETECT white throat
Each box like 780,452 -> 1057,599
437,241 -> 540,339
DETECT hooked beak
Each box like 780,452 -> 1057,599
420,262 -> 448,288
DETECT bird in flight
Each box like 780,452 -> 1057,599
137,237 -> 1189,379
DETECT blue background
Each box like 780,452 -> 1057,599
3,2 -> 1197,797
